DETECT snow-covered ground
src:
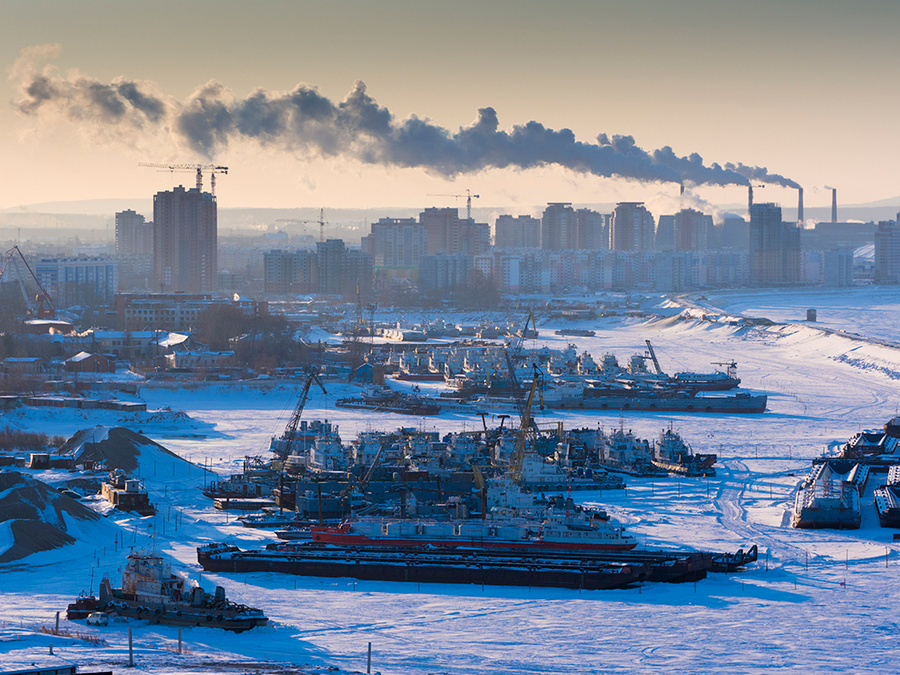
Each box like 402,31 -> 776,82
3,288 -> 900,674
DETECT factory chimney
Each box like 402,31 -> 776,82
797,187 -> 804,225
748,185 -> 754,216
831,188 -> 837,223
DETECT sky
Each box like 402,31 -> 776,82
2,0 -> 899,217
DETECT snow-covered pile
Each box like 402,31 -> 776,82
0,471 -> 100,562
58,426 -> 187,474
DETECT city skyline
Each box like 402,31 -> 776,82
2,0 -> 899,215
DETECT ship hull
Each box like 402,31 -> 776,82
310,530 -> 637,552
558,393 -> 767,413
198,544 -> 646,590
98,580 -> 266,632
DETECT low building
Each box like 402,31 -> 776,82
64,352 -> 115,374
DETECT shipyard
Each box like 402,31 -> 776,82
4,3 -> 900,671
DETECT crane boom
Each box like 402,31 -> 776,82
138,163 -> 228,195
426,189 -> 480,221
644,339 -> 663,375
275,371 -> 327,460
508,370 -> 540,483
0,246 -> 55,318
275,208 -> 327,241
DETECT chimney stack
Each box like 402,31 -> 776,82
797,187 -> 804,225
831,188 -> 837,223
748,185 -> 754,216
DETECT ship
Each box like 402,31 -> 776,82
651,427 -> 717,476
335,384 -> 442,416
198,542 -> 647,590
792,462 -> 866,529
87,551 -> 267,632
308,501 -> 637,552
873,484 -> 900,528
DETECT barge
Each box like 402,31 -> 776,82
198,543 -> 647,590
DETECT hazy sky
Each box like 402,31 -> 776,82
2,0 -> 899,216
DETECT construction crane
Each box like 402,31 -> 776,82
273,370 -> 327,461
427,188 -> 480,221
276,208 -> 328,242
138,163 -> 228,196
644,339 -> 663,375
0,246 -> 54,318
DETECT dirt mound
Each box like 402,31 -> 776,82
0,519 -> 75,562
60,427 -> 184,473
0,471 -> 100,562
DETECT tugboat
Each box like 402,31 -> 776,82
89,551 -> 267,631
651,426 -> 717,476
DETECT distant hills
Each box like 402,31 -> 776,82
3,198 -> 900,245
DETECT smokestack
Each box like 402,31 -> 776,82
832,188 -> 837,223
748,185 -> 754,216
797,187 -> 804,225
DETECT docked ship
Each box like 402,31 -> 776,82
651,427 -> 717,476
792,461 -> 867,529
72,551 -> 267,631
335,384 -> 442,416
873,483 -> 900,528
309,504 -> 637,552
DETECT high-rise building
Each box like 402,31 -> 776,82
419,207 -> 489,256
115,209 -> 154,291
874,219 -> 900,284
315,239 -> 373,298
611,202 -> 655,251
115,210 -> 153,257
263,250 -> 317,294
494,215 -> 541,249
673,208 -> 711,252
361,217 -> 425,267
35,257 -> 119,306
574,209 -> 610,250
152,186 -> 217,293
749,203 -> 801,286
541,203 -> 575,250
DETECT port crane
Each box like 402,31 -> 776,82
427,188 -> 480,221
508,368 -> 542,483
138,163 -> 229,196
276,208 -> 328,242
273,370 -> 327,461
644,339 -> 663,375
0,246 -> 55,318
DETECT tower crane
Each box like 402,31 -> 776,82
138,163 -> 229,196
427,188 -> 480,221
276,208 -> 328,242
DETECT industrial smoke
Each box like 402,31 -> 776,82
11,44 -> 799,190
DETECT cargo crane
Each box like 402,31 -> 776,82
644,339 -> 663,375
273,370 -> 327,461
138,163 -> 228,196
0,246 -> 54,318
508,368 -> 542,483
507,310 -> 537,357
427,189 -> 480,221
276,208 -> 328,242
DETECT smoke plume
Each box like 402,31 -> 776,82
11,45 -> 795,189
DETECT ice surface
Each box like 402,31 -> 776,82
2,288 -> 900,673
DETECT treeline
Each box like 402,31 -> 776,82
0,426 -> 65,452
